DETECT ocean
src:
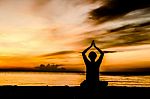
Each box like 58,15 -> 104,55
0,72 -> 149,87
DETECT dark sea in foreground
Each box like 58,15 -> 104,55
0,72 -> 149,87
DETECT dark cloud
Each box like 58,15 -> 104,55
40,51 -> 75,57
108,24 -> 131,32
80,21 -> 150,49
109,21 -> 150,32
122,67 -> 150,73
103,51 -> 117,53
135,21 -> 150,27
103,23 -> 150,47
89,0 -> 150,23
108,21 -> 150,39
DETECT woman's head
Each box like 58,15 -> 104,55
88,51 -> 97,61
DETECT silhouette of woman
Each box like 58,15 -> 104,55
81,40 -> 107,88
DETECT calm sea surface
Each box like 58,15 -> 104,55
0,72 -> 149,87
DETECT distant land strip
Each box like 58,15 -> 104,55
0,68 -> 150,75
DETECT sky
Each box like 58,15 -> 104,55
0,0 -> 149,72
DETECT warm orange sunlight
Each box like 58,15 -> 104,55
0,1 -> 150,98
0,0 -> 149,73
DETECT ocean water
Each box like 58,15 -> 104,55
0,72 -> 149,87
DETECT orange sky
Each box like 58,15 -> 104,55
0,0 -> 149,72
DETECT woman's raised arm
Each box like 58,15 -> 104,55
82,40 -> 94,63
93,41 -> 104,64
82,40 -> 94,54
93,41 -> 104,55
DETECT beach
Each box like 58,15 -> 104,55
0,86 -> 149,98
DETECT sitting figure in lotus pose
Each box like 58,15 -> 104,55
80,40 -> 108,89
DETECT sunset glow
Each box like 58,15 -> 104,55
0,0 -> 149,72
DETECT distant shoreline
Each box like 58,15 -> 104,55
0,69 -> 85,73
0,69 -> 150,75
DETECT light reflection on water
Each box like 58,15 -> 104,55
0,72 -> 150,87
100,75 -> 150,87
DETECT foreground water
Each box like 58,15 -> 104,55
0,72 -> 149,87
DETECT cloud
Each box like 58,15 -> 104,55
108,21 -> 150,32
120,67 -> 150,72
103,51 -> 117,53
89,0 -> 150,23
135,21 -> 150,27
105,22 -> 150,47
40,51 -> 76,57
79,20 -> 150,49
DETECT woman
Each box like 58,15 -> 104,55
81,40 -> 107,88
